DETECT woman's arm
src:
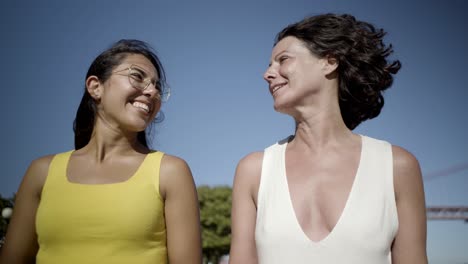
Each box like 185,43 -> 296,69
229,152 -> 262,264
0,155 -> 52,264
391,146 -> 428,264
160,155 -> 202,264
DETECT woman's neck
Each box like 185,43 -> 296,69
79,121 -> 146,162
290,98 -> 355,151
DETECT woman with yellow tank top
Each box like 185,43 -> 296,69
0,40 -> 202,264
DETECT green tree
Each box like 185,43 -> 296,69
198,186 -> 232,264
0,194 -> 15,239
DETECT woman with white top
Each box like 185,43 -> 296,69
229,13 -> 427,264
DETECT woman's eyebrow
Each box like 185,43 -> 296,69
268,50 -> 287,66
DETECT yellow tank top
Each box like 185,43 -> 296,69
36,151 -> 167,264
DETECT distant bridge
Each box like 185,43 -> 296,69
424,162 -> 468,222
427,206 -> 468,222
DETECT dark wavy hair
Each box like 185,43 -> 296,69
73,39 -> 167,150
275,13 -> 401,130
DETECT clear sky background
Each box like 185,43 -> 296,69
1,0 -> 467,262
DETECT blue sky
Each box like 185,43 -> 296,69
1,0 -> 467,262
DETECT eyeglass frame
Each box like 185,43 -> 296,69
112,64 -> 170,102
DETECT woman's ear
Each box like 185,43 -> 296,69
323,56 -> 339,76
86,76 -> 102,101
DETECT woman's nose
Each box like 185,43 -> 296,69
263,67 -> 277,83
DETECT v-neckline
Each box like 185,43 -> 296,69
281,135 -> 366,245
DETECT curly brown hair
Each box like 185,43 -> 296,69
275,13 -> 401,130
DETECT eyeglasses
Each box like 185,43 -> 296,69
112,65 -> 170,102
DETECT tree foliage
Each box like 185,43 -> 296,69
0,194 -> 15,240
198,185 -> 232,264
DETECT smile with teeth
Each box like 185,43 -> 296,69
272,83 -> 286,94
132,101 -> 150,113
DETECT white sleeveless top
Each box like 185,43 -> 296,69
255,135 -> 398,264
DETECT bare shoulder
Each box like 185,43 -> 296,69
233,151 -> 264,203
159,154 -> 195,198
23,154 -> 56,195
237,152 -> 264,173
235,152 -> 264,182
390,146 -> 428,263
392,145 -> 420,172
391,145 -> 424,198
30,154 -> 55,170
392,145 -> 421,181
160,154 -> 191,175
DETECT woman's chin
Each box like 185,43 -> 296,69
273,99 -> 294,115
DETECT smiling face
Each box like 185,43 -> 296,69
263,36 -> 336,115
87,53 -> 162,134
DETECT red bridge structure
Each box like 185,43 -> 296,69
426,206 -> 468,221
425,162 -> 468,223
